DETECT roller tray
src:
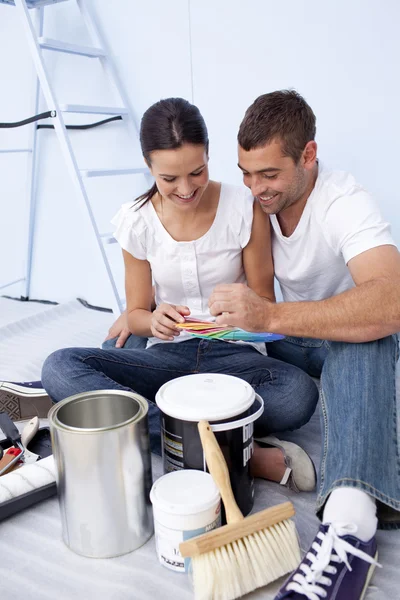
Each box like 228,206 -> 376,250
0,426 -> 57,522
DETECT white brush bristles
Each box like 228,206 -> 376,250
191,518 -> 301,600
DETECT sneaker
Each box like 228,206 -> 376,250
275,523 -> 380,599
0,381 -> 52,420
255,435 -> 316,492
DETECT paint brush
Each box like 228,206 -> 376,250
179,420 -> 301,600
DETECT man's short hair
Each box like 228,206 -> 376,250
238,90 -> 316,163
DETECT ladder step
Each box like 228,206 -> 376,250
60,104 -> 129,116
0,0 -> 68,7
80,167 -> 149,178
0,149 -> 32,154
38,37 -> 106,58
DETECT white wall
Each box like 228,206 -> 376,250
191,0 -> 400,220
1,0 -> 399,309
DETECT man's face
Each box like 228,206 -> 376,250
238,139 -> 311,215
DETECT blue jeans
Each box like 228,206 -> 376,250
43,333 -> 400,528
102,332 -> 400,527
267,334 -> 400,529
42,338 -> 318,457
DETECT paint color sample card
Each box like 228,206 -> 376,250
176,318 -> 284,342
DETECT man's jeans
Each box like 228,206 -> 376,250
42,338 -> 318,458
266,334 -> 400,529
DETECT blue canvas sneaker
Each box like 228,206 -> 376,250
0,381 -> 51,420
275,523 -> 380,600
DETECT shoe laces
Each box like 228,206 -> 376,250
286,523 -> 381,600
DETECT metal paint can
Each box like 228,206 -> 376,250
49,390 -> 153,558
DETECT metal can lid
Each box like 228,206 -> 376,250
49,390 -> 148,432
155,373 -> 255,422
150,470 -> 220,515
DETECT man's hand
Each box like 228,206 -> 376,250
208,283 -> 273,332
151,303 -> 190,341
104,311 -> 131,348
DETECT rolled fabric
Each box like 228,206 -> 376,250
0,456 -> 56,503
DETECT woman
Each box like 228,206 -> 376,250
42,98 -> 318,490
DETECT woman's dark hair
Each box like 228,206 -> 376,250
134,98 -> 209,207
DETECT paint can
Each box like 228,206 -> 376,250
150,469 -> 221,572
155,373 -> 264,516
49,390 -> 153,558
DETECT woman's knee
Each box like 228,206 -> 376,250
101,334 -> 147,351
255,367 -> 319,435
41,348 -> 82,401
286,369 -> 319,430
102,337 -> 118,350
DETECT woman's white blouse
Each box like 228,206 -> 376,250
112,183 -> 260,349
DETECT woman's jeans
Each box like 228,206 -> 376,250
42,338 -> 318,455
42,333 -> 400,528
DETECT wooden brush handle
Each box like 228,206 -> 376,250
198,420 -> 244,524
180,501 -> 295,557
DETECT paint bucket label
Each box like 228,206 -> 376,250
154,513 -> 222,573
163,430 -> 184,471
161,408 -> 257,515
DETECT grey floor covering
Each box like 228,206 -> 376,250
0,297 -> 398,600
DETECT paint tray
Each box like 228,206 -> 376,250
0,426 -> 56,522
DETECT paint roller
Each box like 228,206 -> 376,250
0,455 -> 56,503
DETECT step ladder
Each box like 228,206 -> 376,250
0,0 -> 152,315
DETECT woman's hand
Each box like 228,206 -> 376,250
104,311 -> 131,348
151,303 -> 190,341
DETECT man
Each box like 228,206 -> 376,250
208,90 -> 400,600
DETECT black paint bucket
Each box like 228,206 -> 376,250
155,374 -> 264,516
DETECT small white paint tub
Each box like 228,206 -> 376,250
150,469 -> 221,573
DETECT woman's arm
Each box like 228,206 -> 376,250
104,286 -> 157,347
123,250 -> 190,340
123,249 -> 154,336
242,201 -> 275,302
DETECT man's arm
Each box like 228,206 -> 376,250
209,245 -> 400,343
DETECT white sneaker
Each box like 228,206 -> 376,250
0,381 -> 51,420
255,435 -> 316,492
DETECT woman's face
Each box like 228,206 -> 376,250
148,144 -> 209,210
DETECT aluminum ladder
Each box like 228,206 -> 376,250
0,0 -> 152,315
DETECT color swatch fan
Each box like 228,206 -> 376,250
176,318 -> 284,342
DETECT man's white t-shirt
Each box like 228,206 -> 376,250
270,165 -> 396,302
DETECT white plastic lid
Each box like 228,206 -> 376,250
155,373 -> 255,422
150,470 -> 220,515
